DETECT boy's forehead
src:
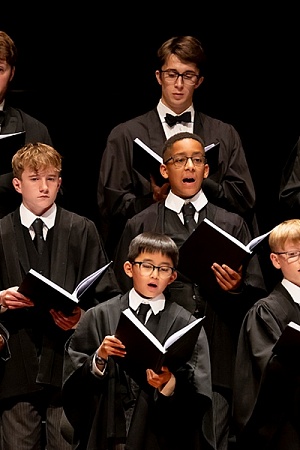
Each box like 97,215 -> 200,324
282,237 -> 300,248
24,165 -> 58,175
172,139 -> 203,152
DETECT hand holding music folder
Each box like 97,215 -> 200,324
178,218 -> 272,295
18,261 -> 112,316
113,308 -> 204,385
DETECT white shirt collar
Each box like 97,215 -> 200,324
20,203 -> 57,230
282,278 -> 300,305
165,189 -> 208,214
129,288 -> 165,315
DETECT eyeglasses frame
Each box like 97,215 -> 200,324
160,69 -> 200,85
131,261 -> 175,278
163,155 -> 207,168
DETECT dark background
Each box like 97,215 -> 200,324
1,6 -> 299,238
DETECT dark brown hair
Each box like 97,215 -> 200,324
157,36 -> 206,76
128,232 -> 179,268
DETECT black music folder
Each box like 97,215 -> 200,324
178,218 -> 271,294
18,261 -> 112,315
113,308 -> 204,384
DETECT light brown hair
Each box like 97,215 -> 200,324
269,219 -> 300,252
12,142 -> 62,178
0,31 -> 17,66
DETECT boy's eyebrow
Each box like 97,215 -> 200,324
139,258 -> 174,266
27,169 -> 58,174
27,173 -> 59,178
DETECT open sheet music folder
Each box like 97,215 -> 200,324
18,261 -> 112,316
178,218 -> 272,294
113,308 -> 204,384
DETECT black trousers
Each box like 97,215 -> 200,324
1,388 -> 72,450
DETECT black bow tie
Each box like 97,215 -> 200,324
165,111 -> 191,127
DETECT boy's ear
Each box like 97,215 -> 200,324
123,261 -> 133,278
167,270 -> 177,285
12,177 -> 22,193
203,163 -> 209,179
194,75 -> 204,90
160,164 -> 169,180
270,253 -> 281,270
155,69 -> 162,86
9,66 -> 15,83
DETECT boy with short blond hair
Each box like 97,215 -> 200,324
0,142 -> 120,449
233,219 -> 300,449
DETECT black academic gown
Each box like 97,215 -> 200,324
279,136 -> 300,220
233,283 -> 300,449
113,201 -> 267,393
0,105 -> 53,218
62,293 -> 216,450
0,206 -> 120,400
97,109 -> 257,257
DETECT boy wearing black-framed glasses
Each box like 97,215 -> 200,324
97,35 -> 258,262
62,231 -> 215,450
113,131 -> 267,450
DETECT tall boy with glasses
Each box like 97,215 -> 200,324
113,132 -> 267,450
233,218 -> 300,449
62,231 -> 215,450
97,35 -> 257,260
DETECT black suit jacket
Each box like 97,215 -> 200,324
97,108 -> 257,257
